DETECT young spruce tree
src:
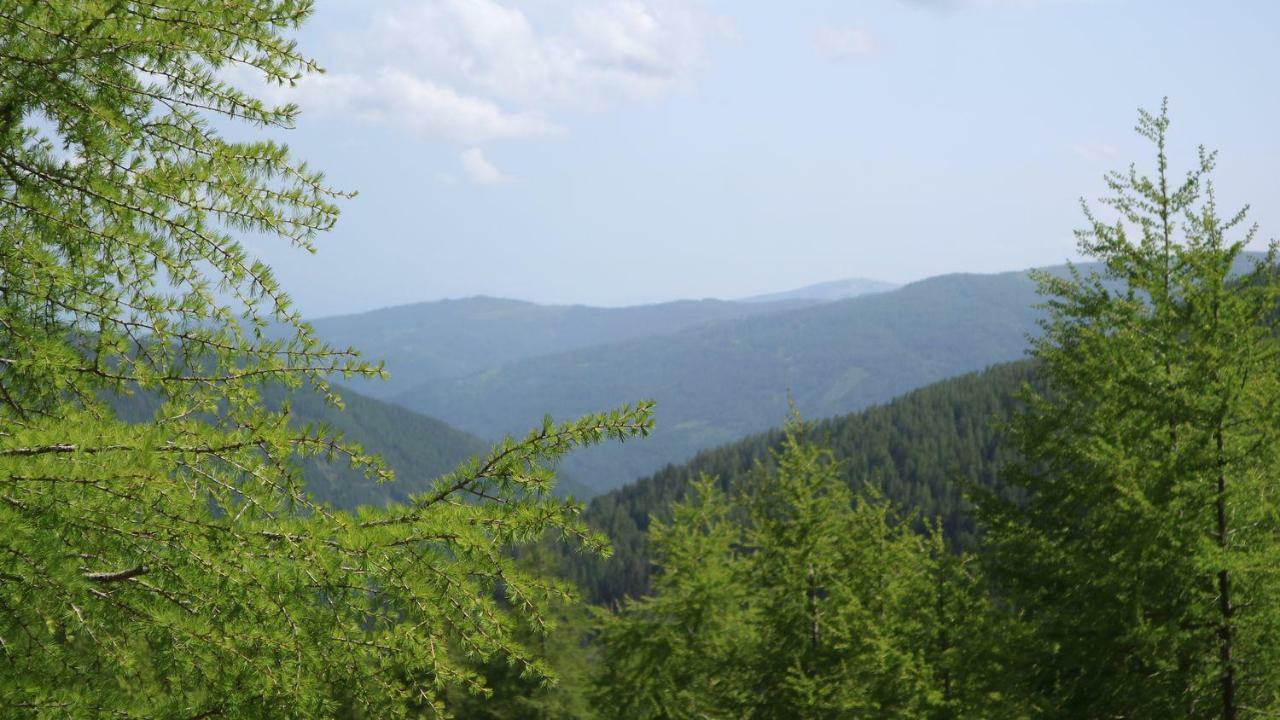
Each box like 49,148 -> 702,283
596,418 -> 1002,719
0,3 -> 651,717
591,475 -> 755,720
980,101 -> 1280,718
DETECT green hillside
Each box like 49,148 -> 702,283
397,270 -> 1046,493
564,360 -> 1035,604
269,385 -> 496,508
304,295 -> 814,398
107,384 -> 588,509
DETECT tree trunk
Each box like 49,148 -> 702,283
1215,428 -> 1237,720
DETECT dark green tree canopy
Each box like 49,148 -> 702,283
980,101 -> 1280,719
594,421 -> 1010,719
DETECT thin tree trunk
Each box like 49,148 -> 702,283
937,571 -> 952,709
1215,427 -> 1237,720
807,562 -> 820,649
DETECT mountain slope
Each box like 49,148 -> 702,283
396,270 -> 1046,493
740,277 -> 898,303
566,361 -> 1035,604
304,296 -> 812,398
108,384 -> 593,509
273,385 -> 494,508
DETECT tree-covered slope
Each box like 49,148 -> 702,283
270,385 -> 497,509
567,361 -> 1035,604
397,270 -> 1046,493
304,295 -> 813,398
107,383 -> 584,509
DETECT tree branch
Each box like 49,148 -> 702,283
84,565 -> 148,583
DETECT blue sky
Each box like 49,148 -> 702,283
246,0 -> 1280,316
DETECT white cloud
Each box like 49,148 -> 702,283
460,147 -> 512,185
279,0 -> 728,145
287,68 -> 558,144
813,24 -> 877,60
369,0 -> 727,106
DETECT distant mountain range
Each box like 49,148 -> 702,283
176,275 -> 902,504
119,258 -> 1268,507
304,296 -> 813,398
739,277 -> 899,304
391,270 -> 1050,493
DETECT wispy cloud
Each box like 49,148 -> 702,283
813,24 -> 877,60
291,69 -> 558,144
902,0 -> 1079,11
1073,141 -> 1120,163
278,0 -> 729,145
460,147 -> 512,185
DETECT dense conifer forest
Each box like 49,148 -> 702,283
570,360 -> 1035,604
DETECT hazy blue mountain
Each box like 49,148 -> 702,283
740,277 -> 899,304
304,296 -> 811,398
395,269 -> 1049,494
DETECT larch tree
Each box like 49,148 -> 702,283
594,419 -> 1000,719
591,475 -> 755,720
979,101 -> 1280,718
0,2 -> 651,718
740,425 -> 940,719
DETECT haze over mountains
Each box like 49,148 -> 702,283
739,277 -> 899,304
391,270 -> 1045,492
282,268 -> 1066,497
201,257 -> 1264,504
306,296 -> 813,398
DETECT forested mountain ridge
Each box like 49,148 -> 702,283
566,360 -> 1035,604
397,270 -> 1049,493
301,295 -> 815,398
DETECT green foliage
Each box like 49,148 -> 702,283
570,361 -> 1035,604
444,543 -> 601,720
110,381 -> 499,509
979,102 -> 1280,717
594,421 -> 1009,719
739,427 -> 937,718
591,476 -> 754,719
0,3 -> 650,717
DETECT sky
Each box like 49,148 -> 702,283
240,0 -> 1280,317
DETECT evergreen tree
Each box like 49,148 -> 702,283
595,421 -> 1001,718
0,3 -> 651,717
741,424 -> 951,718
979,101 -> 1280,718
569,361 -> 1036,606
592,476 -> 755,719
